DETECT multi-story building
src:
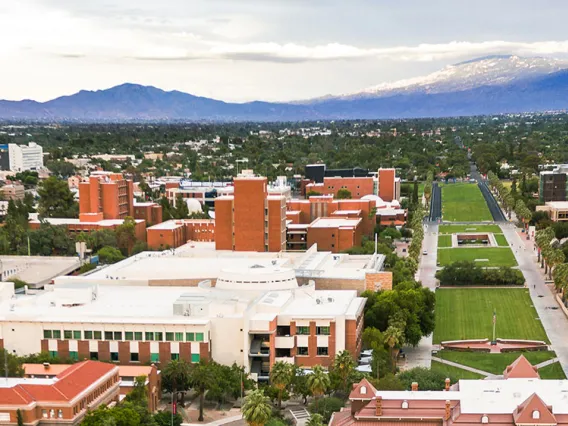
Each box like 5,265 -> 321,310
377,168 -> 400,202
0,360 -> 119,425
539,165 -> 568,202
167,182 -> 234,209
0,183 -> 25,200
0,266 -> 366,380
333,356 -> 568,426
23,363 -> 161,413
306,177 -> 375,199
78,172 -> 135,222
536,201 -> 568,221
147,219 -> 215,249
215,175 -> 286,252
7,142 -> 44,172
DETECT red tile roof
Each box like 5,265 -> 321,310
349,378 -> 377,400
0,387 -> 34,405
503,355 -> 540,379
514,393 -> 556,425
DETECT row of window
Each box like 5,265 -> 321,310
296,346 -> 328,356
296,326 -> 330,335
43,330 -> 205,342
48,350 -> 201,363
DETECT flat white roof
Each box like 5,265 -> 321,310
545,201 -> 568,209
29,217 -> 145,226
332,210 -> 362,215
0,377 -> 55,388
309,218 -> 361,229
147,220 -> 186,230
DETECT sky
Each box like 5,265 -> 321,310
3,0 -> 568,103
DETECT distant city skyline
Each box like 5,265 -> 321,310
3,0 -> 568,103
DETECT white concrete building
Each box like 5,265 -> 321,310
8,142 -> 43,172
0,264 -> 366,380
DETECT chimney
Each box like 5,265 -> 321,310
411,382 -> 418,391
375,397 -> 382,416
445,378 -> 450,391
43,362 -> 50,370
445,400 -> 451,421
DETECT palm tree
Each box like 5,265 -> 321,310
162,360 -> 192,407
547,249 -> 565,280
383,326 -> 404,373
270,361 -> 293,409
542,246 -> 553,275
307,414 -> 324,426
191,361 -> 215,422
242,389 -> 272,426
423,182 -> 432,207
331,350 -> 356,394
307,365 -> 330,410
553,263 -> 568,293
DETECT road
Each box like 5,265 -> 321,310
501,223 -> 568,376
429,183 -> 442,222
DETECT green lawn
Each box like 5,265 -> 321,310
438,225 -> 502,234
438,235 -> 452,248
538,362 -> 567,379
494,234 -> 509,247
433,288 -> 549,344
436,350 -> 557,375
431,360 -> 484,381
437,247 -> 517,267
442,184 -> 493,222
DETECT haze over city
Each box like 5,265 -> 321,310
3,0 -> 568,102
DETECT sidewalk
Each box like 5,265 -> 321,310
431,357 -> 492,376
183,414 -> 243,426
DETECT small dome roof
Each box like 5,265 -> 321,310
185,198 -> 203,214
361,194 -> 386,208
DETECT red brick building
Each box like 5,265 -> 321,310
215,176 -> 286,252
147,219 -> 215,250
0,361 -> 119,425
306,177 -> 375,199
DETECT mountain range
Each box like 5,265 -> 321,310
2,55 -> 568,122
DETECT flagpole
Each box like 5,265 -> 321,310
492,309 -> 496,344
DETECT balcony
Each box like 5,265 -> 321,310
249,338 -> 270,357
275,356 -> 294,364
251,360 -> 270,381
275,336 -> 294,349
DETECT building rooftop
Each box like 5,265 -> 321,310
0,255 -> 80,286
544,201 -> 568,208
309,218 -> 362,229
29,216 -> 145,226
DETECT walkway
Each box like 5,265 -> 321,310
431,357 -> 492,376
183,414 -> 244,426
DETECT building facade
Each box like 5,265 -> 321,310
377,168 -> 401,202
147,219 -> 215,249
539,166 -> 568,202
78,172 -> 135,222
0,184 -> 25,201
7,143 -> 44,172
215,176 -> 286,252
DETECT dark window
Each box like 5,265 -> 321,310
317,347 -> 329,356
90,352 -> 98,360
297,347 -> 309,356
130,353 -> 139,362
111,352 -> 119,362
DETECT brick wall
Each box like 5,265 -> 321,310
365,272 -> 393,291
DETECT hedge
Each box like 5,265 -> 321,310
435,261 -> 525,286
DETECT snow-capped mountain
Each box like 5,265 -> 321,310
319,55 -> 568,101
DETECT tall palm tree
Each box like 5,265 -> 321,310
307,365 -> 330,410
331,350 -> 356,394
306,414 -> 324,426
542,246 -> 553,275
553,263 -> 568,293
547,249 -> 565,280
162,360 -> 192,407
270,361 -> 293,409
383,326 -> 404,373
242,389 -> 272,426
191,361 -> 215,422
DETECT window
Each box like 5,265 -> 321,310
111,352 -> 119,362
64,330 -> 73,339
125,332 -> 134,341
94,331 -> 102,340
166,332 -> 174,342
105,331 -> 113,340
145,332 -> 154,341
155,332 -> 163,341
316,326 -> 330,335
73,330 -> 81,340
52,330 -> 61,339
114,331 -> 122,341
84,330 -> 93,340
42,410 -> 48,419
191,353 -> 200,363
69,351 -> 79,361
49,350 -> 58,358
297,347 -> 308,356
196,333 -> 204,342
186,332 -> 194,341
175,332 -> 184,342
150,353 -> 160,363
130,353 -> 139,362
134,332 -> 143,341
171,353 -> 179,361
43,330 -> 52,339
58,410 -> 63,419
317,347 -> 329,356
90,352 -> 98,360
296,326 -> 310,335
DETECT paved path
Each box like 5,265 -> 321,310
534,357 -> 560,369
431,356 -> 492,376
183,414 -> 244,426
500,222 -> 568,376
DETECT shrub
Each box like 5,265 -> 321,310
78,263 -> 97,274
97,246 -> 125,264
308,397 -> 344,422
435,262 -> 524,286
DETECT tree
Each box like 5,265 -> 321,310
553,263 -> 568,294
270,361 -> 293,409
37,176 -> 78,218
154,411 -> 183,426
81,405 -> 141,426
547,248 -> 565,280
329,350 -> 356,394
16,409 -> 23,426
306,365 -> 330,410
162,360 -> 192,408
397,367 -> 447,391
242,389 -> 272,426
411,182 -> 419,206
191,361 -> 216,422
374,374 -> 404,390
291,365 -> 311,404
97,246 -> 125,264
383,325 -> 404,373
336,189 -> 352,199
116,216 -> 137,255
306,413 -> 324,426
307,397 -> 344,423
0,349 -> 24,377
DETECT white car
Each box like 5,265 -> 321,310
423,250 -> 428,255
